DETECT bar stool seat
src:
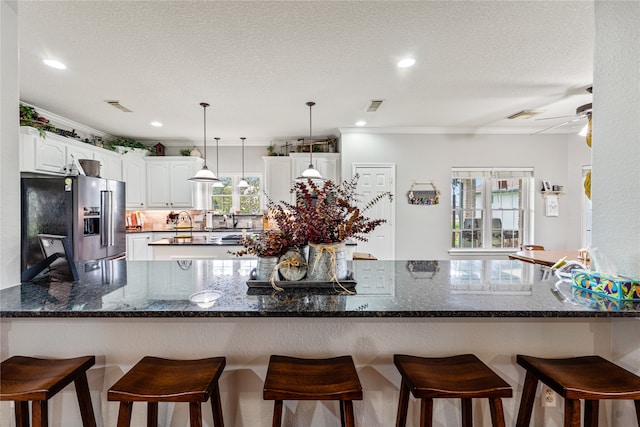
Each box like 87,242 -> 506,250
263,355 -> 363,427
394,354 -> 512,427
516,354 -> 640,427
108,356 -> 225,427
0,355 -> 97,427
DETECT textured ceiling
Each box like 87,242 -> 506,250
17,1 -> 594,145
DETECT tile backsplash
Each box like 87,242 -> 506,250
126,209 -> 263,230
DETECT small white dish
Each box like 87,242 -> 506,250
189,290 -> 222,308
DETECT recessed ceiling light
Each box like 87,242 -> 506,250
355,120 -> 367,127
397,58 -> 415,68
43,59 -> 66,69
151,121 -> 163,127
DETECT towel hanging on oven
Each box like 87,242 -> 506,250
407,181 -> 440,205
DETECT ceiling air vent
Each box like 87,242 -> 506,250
365,100 -> 384,112
105,100 -> 132,112
507,110 -> 543,120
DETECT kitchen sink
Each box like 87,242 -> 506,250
221,234 -> 243,241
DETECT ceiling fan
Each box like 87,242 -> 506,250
532,87 -> 592,135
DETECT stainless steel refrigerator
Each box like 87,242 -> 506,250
21,175 -> 126,272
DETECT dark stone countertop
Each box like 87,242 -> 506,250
2,259 -> 639,318
148,236 -> 247,246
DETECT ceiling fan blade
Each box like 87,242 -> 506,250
531,116 -> 585,135
536,114 -> 576,121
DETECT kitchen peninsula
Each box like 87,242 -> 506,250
1,259 -> 639,426
148,232 -> 258,260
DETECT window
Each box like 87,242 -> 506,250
211,174 -> 263,214
451,168 -> 533,250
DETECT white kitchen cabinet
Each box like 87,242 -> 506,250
126,232 -> 153,260
20,126 -> 123,180
146,158 -> 203,209
263,156 -> 293,203
20,127 -> 68,174
290,153 -> 340,183
93,150 -> 122,180
122,156 -> 147,208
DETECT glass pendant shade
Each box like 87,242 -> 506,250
296,101 -> 324,181
212,137 -> 224,187
189,102 -> 220,183
238,137 -> 249,188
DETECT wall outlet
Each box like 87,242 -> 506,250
541,385 -> 556,407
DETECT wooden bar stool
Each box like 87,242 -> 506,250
0,355 -> 97,427
263,355 -> 363,427
107,356 -> 226,427
394,354 -> 512,427
516,354 -> 640,427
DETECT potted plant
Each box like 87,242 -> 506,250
180,148 -> 191,156
268,175 -> 392,282
229,230 -> 296,282
106,137 -> 153,154
19,103 -> 55,138
267,144 -> 277,156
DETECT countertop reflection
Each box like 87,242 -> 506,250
2,259 -> 638,318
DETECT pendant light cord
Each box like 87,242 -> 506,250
307,101 -> 315,167
215,137 -> 220,176
241,137 -> 246,179
200,102 -> 209,167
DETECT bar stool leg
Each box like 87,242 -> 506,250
74,373 -> 97,427
340,400 -> 346,426
564,399 -> 581,427
461,398 -> 472,427
489,397 -> 507,427
147,402 -> 158,427
635,400 -> 640,424
584,400 -> 598,427
116,401 -> 133,427
15,401 -> 29,427
32,401 -> 47,427
419,398 -> 433,427
395,379 -> 410,427
210,384 -> 225,427
271,400 -> 283,427
189,402 -> 203,427
515,371 -> 538,427
342,400 -> 355,427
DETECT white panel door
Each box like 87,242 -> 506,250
353,164 -> 395,260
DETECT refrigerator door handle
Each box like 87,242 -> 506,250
101,190 -> 114,247
107,191 -> 114,247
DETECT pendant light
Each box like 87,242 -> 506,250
212,137 -> 224,187
237,137 -> 249,188
188,102 -> 220,183
297,101 -> 323,180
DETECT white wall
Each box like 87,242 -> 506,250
592,1 -> 640,278
0,1 -> 20,290
341,132 -> 591,260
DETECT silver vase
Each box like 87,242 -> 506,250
307,242 -> 348,282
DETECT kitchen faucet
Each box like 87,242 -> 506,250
231,213 -> 238,228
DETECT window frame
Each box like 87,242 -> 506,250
210,173 -> 264,214
449,167 -> 534,254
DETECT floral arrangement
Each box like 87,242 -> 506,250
269,175 -> 393,244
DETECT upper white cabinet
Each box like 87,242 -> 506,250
263,156 -> 293,204
122,156 -> 147,208
290,153 -> 341,183
93,150 -> 123,181
20,127 -> 69,174
20,126 -> 122,180
145,157 -> 204,209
